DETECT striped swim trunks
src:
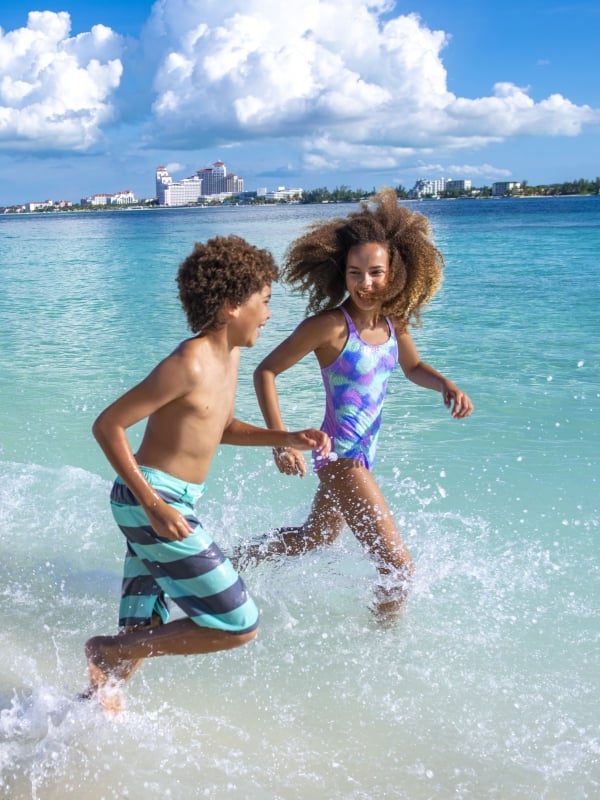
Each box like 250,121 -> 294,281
110,466 -> 259,635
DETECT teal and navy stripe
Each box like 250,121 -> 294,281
110,467 -> 259,634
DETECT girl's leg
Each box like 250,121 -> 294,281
318,459 -> 413,579
318,460 -> 414,620
238,480 -> 345,561
275,480 -> 346,554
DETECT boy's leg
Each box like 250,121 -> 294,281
85,621 -> 257,689
86,477 -> 258,708
119,541 -> 169,629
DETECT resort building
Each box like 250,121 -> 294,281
492,181 -> 521,196
83,193 -> 113,206
155,168 -> 203,206
408,178 -> 447,199
446,179 -> 472,192
257,186 -> 304,202
26,200 -> 54,211
110,190 -> 136,205
81,191 -> 137,206
156,162 -> 245,206
196,161 -> 244,198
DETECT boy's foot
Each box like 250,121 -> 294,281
81,635 -> 135,716
79,614 -> 162,713
80,666 -> 125,716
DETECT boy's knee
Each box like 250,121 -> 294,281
234,627 -> 259,647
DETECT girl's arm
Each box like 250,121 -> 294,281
254,315 -> 336,475
396,327 -> 474,419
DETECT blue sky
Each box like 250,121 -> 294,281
1,1 -> 598,204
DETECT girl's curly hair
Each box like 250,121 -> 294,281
283,187 -> 443,328
177,235 -> 278,334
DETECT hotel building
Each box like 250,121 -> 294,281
492,181 -> 521,196
156,162 -> 245,206
408,178 -> 447,199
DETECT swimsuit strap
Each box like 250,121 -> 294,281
339,306 -> 357,335
339,306 -> 394,343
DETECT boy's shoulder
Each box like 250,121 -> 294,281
172,333 -> 240,371
157,336 -> 209,383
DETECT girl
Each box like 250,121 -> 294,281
252,189 -> 473,616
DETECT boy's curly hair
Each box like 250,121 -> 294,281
177,235 -> 278,334
283,187 -> 443,328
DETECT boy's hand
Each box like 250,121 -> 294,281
145,500 -> 194,541
289,428 -> 331,457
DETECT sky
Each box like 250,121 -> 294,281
0,0 -> 598,205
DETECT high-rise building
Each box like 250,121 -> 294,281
155,166 -> 202,206
408,178 -> 447,199
196,161 -> 244,197
155,166 -> 171,202
155,162 -> 244,206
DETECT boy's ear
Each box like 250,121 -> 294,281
219,299 -> 240,321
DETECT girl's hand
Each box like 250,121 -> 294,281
273,447 -> 307,477
144,499 -> 194,541
273,430 -> 330,477
442,384 -> 474,419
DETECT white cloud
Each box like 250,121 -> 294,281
412,162 -> 512,179
164,161 -> 187,173
1,1 -> 598,176
142,0 -> 599,170
0,11 -> 123,151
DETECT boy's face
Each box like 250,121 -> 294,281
232,284 -> 272,347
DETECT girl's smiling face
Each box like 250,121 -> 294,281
344,242 -> 390,311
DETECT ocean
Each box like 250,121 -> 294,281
0,196 -> 598,799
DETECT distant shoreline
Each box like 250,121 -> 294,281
2,191 -> 598,217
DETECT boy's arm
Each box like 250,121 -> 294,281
92,350 -> 199,540
221,418 -> 330,456
396,327 -> 474,419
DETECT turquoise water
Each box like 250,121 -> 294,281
0,197 -> 598,799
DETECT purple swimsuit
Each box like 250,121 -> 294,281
313,307 -> 398,472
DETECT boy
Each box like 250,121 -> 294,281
83,235 -> 330,712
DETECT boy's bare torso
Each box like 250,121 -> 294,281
136,336 -> 240,485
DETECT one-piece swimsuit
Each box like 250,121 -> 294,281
312,306 -> 398,472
